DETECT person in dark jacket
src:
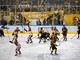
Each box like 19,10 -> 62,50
36,19 -> 41,25
0,18 -> 7,25
9,19 -> 14,25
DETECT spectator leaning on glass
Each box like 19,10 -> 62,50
0,17 -> 7,25
36,19 -> 42,25
43,18 -> 47,25
9,18 -> 15,25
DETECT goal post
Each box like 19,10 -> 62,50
38,26 -> 52,33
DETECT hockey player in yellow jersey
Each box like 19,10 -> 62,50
77,20 -> 80,39
38,28 -> 44,37
39,28 -> 44,34
50,32 -> 57,55
38,28 -> 45,43
62,25 -> 68,41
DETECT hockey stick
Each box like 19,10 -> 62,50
56,42 -> 60,46
20,24 -> 24,37
56,37 -> 63,46
71,34 -> 77,39
58,37 -> 63,42
32,36 -> 38,39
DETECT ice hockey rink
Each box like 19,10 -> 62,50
0,34 -> 80,60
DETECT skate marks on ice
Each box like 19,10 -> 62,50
37,53 -> 60,60
0,34 -> 80,60
17,52 -> 60,60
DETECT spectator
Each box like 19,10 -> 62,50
54,17 -> 59,25
43,18 -> 47,25
57,13 -> 61,25
20,17 -> 26,25
47,19 -> 52,25
15,18 -> 20,25
60,15 -> 63,25
36,19 -> 42,25
9,19 -> 15,25
23,17 -> 26,25
26,20 -> 30,25
0,18 -> 7,25
73,16 -> 79,25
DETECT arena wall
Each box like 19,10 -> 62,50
64,14 -> 80,25
0,25 -> 77,34
9,12 -> 80,25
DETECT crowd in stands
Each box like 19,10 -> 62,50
36,12 -> 63,25
0,15 -> 7,25
0,12 -> 80,25
0,0 -> 80,25
0,0 -> 80,13
0,14 -> 30,25
0,0 -> 80,5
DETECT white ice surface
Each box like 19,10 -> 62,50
0,34 -> 80,60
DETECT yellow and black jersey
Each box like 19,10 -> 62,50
50,39 -> 56,46
38,29 -> 44,37
50,34 -> 54,40
46,32 -> 50,37
50,34 -> 57,43
62,27 -> 67,33
39,29 -> 44,34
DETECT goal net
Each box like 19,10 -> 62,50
38,26 -> 52,32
